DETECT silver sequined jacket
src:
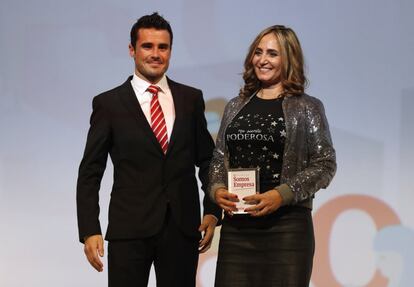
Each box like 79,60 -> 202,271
208,93 -> 336,209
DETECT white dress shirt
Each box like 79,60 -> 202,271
130,73 -> 175,140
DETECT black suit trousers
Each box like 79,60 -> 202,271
108,208 -> 199,287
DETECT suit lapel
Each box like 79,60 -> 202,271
166,78 -> 183,155
119,77 -> 164,154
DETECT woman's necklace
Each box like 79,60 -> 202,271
258,89 -> 284,100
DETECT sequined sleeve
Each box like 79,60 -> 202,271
208,97 -> 246,201
285,97 -> 336,203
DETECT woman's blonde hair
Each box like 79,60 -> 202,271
239,25 -> 308,98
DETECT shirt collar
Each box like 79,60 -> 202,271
131,72 -> 169,96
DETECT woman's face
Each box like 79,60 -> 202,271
252,33 -> 282,87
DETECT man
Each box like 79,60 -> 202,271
76,13 -> 221,287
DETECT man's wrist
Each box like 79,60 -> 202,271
83,234 -> 101,243
205,214 -> 219,223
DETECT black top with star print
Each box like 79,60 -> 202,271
225,95 -> 286,193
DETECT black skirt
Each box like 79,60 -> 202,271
215,206 -> 314,287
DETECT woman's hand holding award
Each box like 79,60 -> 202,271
228,168 -> 259,214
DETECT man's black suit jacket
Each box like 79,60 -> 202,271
76,76 -> 221,243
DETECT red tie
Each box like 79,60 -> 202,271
148,85 -> 168,154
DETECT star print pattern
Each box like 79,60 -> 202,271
232,121 -> 240,128
225,95 -> 286,192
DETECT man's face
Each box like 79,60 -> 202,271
129,28 -> 171,83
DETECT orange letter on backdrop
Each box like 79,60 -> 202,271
312,195 -> 401,287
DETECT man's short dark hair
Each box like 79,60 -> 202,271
130,12 -> 173,48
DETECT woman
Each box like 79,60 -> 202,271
209,25 -> 336,286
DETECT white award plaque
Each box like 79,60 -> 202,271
228,168 -> 259,214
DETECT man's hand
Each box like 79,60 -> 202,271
243,189 -> 283,217
84,234 -> 104,272
198,214 -> 218,253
